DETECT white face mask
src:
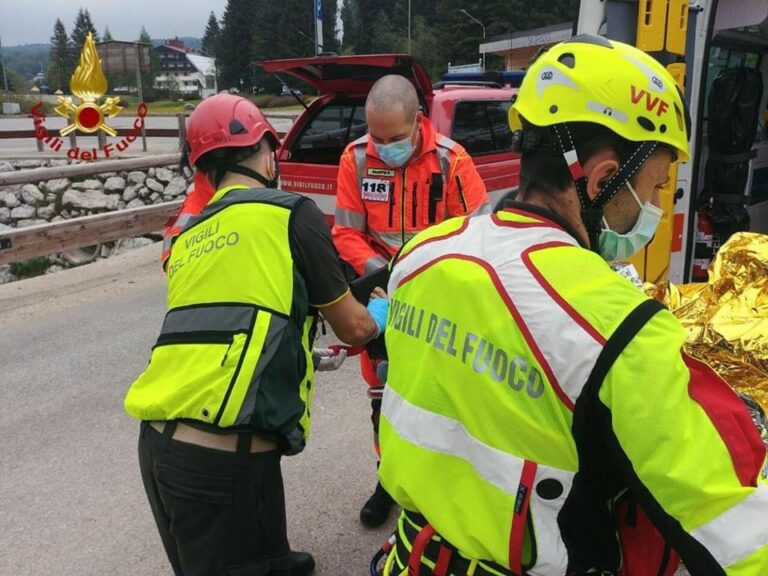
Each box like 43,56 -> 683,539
598,181 -> 663,262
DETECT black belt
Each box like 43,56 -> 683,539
395,510 -> 517,576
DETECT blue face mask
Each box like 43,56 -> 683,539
374,120 -> 417,168
598,181 -> 663,262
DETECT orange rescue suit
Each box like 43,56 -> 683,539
332,116 -> 489,276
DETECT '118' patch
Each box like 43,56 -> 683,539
361,178 -> 392,202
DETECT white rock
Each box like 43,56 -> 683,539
45,264 -> 65,275
150,192 -> 160,203
148,167 -> 156,177
0,265 -> 15,284
51,216 -> 64,222
122,186 -> 138,202
2,191 -> 20,208
104,176 -> 126,192
49,159 -> 69,167
0,207 -> 9,223
0,161 -> 15,173
145,177 -> 164,193
127,171 -> 147,185
71,179 -> 103,190
37,204 -> 56,220
45,178 -> 70,194
155,167 -> 174,183
100,171 -> 118,178
61,189 -> 115,210
138,186 -> 151,198
126,198 -> 146,209
16,218 -> 47,227
164,176 -> 188,198
21,184 -> 44,204
10,205 -> 35,219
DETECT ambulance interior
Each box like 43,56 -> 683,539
695,3 -> 768,269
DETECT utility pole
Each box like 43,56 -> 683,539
459,9 -> 486,71
0,35 -> 10,99
314,0 -> 324,55
134,43 -> 147,152
408,0 -> 411,53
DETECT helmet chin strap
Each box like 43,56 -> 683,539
225,163 -> 279,189
550,123 -> 657,252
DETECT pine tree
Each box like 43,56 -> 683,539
201,12 -> 221,58
340,0 -> 361,53
71,8 -> 99,50
47,18 -> 72,92
102,27 -> 113,42
137,27 -> 160,100
219,0 -> 261,91
321,0 -> 339,54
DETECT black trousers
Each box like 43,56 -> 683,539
138,421 -> 292,576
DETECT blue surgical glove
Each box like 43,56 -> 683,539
367,298 -> 389,338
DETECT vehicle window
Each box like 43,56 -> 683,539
289,102 -> 367,165
451,100 -> 513,156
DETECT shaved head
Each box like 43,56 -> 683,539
366,75 -> 419,123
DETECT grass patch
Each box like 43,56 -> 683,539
0,92 -> 55,114
10,256 -> 52,279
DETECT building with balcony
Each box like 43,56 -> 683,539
154,38 -> 217,98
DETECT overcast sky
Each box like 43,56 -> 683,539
2,0 -> 233,46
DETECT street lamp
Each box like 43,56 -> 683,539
296,29 -> 318,54
459,8 -> 486,71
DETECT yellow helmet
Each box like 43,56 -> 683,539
508,35 -> 690,162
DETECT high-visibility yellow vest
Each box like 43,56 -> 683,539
379,206 -> 768,575
125,185 -> 316,454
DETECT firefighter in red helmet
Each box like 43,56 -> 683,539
125,94 -> 389,576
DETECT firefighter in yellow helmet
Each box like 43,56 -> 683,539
374,36 -> 768,576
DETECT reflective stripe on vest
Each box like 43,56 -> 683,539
380,212 -> 619,573
335,207 -> 366,230
371,229 -> 418,250
125,188 -> 315,453
690,484 -> 768,569
383,385 -> 573,573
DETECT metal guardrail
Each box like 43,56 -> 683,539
0,201 -> 181,265
0,153 -> 182,187
0,154 -> 184,265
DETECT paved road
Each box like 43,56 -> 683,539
0,244 -> 393,576
0,112 -> 298,156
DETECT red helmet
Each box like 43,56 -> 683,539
186,93 -> 280,167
